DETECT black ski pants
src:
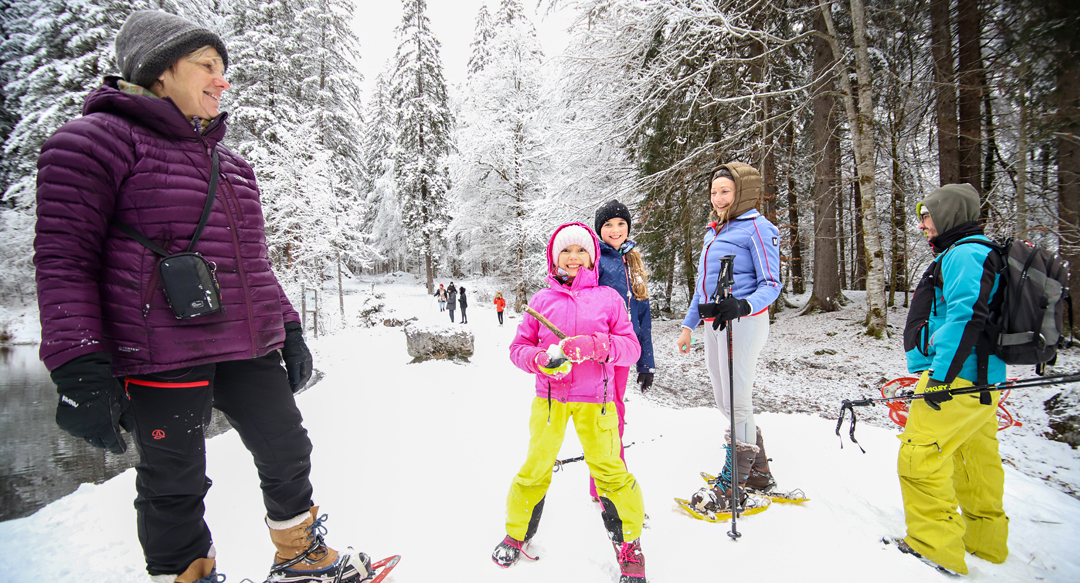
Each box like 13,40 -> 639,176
125,352 -> 314,576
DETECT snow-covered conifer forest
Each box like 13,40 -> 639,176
2,0 -> 1079,331
1,1 -> 1079,421
2,2 -> 1080,580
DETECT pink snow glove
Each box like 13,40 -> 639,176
560,333 -> 611,363
535,350 -> 571,380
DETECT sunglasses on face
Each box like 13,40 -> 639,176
915,202 -> 930,222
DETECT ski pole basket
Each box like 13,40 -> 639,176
880,377 -> 1022,431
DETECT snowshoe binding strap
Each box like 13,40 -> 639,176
835,399 -> 868,454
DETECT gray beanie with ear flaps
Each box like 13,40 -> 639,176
115,10 -> 229,89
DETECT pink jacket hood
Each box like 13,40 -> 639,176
545,222 -> 600,291
509,222 -> 641,404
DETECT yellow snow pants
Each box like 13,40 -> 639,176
897,371 -> 1009,575
505,397 -> 645,543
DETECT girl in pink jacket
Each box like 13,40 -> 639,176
492,223 -> 647,583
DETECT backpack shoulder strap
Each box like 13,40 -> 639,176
947,237 -> 1005,255
947,237 -> 1005,393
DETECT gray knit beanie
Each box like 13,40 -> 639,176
115,10 -> 228,89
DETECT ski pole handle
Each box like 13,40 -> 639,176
710,255 -> 736,302
525,305 -> 567,340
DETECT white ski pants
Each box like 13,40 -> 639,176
703,310 -> 770,444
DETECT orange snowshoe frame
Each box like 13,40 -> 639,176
880,377 -> 1022,431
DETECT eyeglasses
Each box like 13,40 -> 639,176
915,202 -> 930,222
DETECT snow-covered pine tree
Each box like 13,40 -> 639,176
0,0 -> 131,303
224,0 -> 305,163
226,0 -> 375,311
448,0 -> 549,307
390,0 -> 453,293
360,71 -> 404,272
467,4 -> 495,77
293,0 -> 375,299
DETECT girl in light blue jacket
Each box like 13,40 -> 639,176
676,163 -> 782,512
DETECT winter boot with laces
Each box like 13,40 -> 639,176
613,538 -> 646,583
491,535 -> 538,568
266,506 -> 373,583
691,438 -> 764,517
744,427 -> 777,493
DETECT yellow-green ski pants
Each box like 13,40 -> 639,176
505,397 -> 645,543
897,371 -> 1009,575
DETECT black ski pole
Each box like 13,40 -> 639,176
552,437 -> 662,472
836,372 -> 1080,451
712,255 -> 741,541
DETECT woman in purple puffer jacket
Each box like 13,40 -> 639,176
34,11 -> 370,583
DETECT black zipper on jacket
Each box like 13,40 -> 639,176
200,136 -> 259,357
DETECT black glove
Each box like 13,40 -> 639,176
712,297 -> 752,330
637,372 -> 654,392
921,378 -> 954,411
282,321 -> 313,393
51,353 -> 133,454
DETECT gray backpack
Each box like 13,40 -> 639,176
953,238 -> 1071,378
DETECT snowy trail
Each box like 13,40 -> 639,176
1,276 -> 1078,582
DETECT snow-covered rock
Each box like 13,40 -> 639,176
403,323 -> 474,362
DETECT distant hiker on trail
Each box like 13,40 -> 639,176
447,286 -> 458,323
590,199 -> 656,503
33,11 -> 371,583
459,287 -> 469,323
675,163 -> 782,515
435,284 -> 448,312
885,183 -> 1009,575
494,292 -> 506,325
495,223 -> 647,583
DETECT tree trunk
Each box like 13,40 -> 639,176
889,127 -> 907,307
838,164 -> 847,291
1056,34 -> 1080,332
681,174 -> 699,304
957,0 -> 982,200
1016,97 -> 1028,238
931,0 -> 960,185
805,7 -> 840,313
425,253 -> 433,294
822,0 -> 889,336
853,181 -> 867,291
787,122 -> 804,295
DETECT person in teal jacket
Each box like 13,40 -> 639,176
892,183 -> 1009,575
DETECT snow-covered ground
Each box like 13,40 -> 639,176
2,274 -> 1079,582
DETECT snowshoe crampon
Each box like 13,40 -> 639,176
700,472 -> 810,504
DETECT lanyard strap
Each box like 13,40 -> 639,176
114,148 -> 219,257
